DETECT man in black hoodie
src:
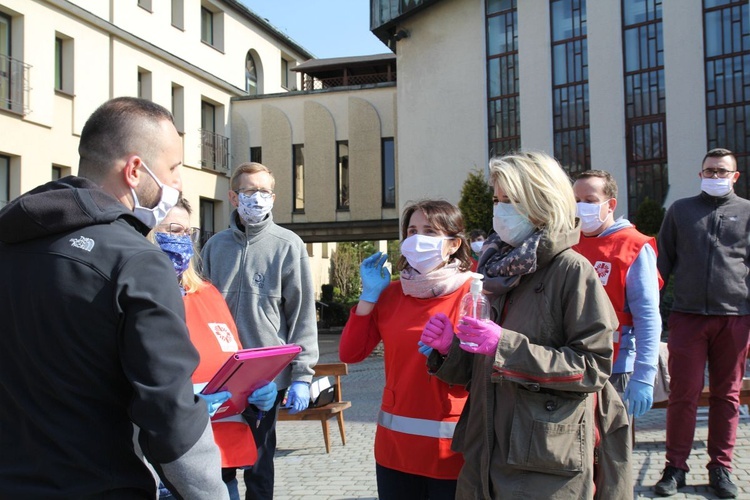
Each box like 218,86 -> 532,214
0,97 -> 227,499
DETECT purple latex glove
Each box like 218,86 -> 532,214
420,312 -> 455,355
456,316 -> 502,356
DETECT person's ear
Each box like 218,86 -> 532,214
228,189 -> 239,208
607,197 -> 617,215
123,156 -> 143,189
446,238 -> 462,257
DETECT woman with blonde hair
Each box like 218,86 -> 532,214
151,198 -> 277,500
421,151 -> 632,499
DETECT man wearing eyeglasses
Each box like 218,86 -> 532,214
654,148 -> 750,498
202,162 -> 319,500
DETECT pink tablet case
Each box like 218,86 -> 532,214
201,344 -> 301,420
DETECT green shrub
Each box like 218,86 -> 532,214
634,196 -> 665,236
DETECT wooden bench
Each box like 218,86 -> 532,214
277,362 -> 352,453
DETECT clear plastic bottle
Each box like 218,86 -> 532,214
459,272 -> 490,346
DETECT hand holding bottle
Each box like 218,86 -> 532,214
456,316 -> 502,356
420,313 -> 455,355
359,252 -> 391,303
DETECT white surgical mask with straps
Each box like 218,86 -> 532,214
130,162 -> 180,229
701,177 -> 733,197
576,200 -> 610,234
492,202 -> 536,247
400,234 -> 450,274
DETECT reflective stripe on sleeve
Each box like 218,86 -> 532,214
377,410 -> 457,439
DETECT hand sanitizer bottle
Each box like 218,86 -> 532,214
459,272 -> 490,346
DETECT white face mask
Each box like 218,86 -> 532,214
576,200 -> 609,234
130,162 -> 180,229
492,203 -> 536,247
237,191 -> 274,225
400,234 -> 449,274
470,240 -> 485,254
701,177 -> 733,197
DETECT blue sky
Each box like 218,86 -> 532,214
238,1 -> 388,59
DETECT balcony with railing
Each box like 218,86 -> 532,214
200,129 -> 230,174
292,54 -> 396,92
0,54 -> 31,115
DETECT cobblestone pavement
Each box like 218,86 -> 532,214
240,333 -> 750,499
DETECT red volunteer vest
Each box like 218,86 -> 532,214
370,282 -> 470,479
573,226 -> 662,364
184,284 -> 258,467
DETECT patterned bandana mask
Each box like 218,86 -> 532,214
155,232 -> 194,277
237,192 -> 274,225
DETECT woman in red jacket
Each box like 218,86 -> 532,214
339,199 -> 473,499
153,198 -> 277,500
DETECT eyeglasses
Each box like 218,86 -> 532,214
702,168 -> 737,178
235,188 -> 274,199
158,223 -> 200,242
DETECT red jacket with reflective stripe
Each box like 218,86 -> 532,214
184,283 -> 257,468
340,280 -> 471,479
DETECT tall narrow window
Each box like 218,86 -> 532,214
171,0 -> 184,30
200,100 -> 229,172
337,141 -> 350,210
171,83 -> 185,133
704,0 -> 750,198
54,34 -> 74,95
201,7 -> 214,45
293,144 -> 305,212
137,68 -> 152,100
550,0 -> 590,174
622,0 -> 668,217
199,198 -> 216,247
250,147 -> 262,163
486,0 -> 519,158
0,155 -> 9,207
382,138 -> 396,208
0,13 -> 11,110
281,58 -> 289,88
54,37 -> 63,91
246,52 -> 258,95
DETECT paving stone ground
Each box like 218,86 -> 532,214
239,333 -> 750,499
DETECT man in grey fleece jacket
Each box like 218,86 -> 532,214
202,162 -> 319,500
654,148 -> 750,499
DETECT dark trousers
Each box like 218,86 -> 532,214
665,312 -> 750,471
376,464 -> 457,500
224,390 -> 286,500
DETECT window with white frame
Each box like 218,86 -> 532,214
54,33 -> 74,94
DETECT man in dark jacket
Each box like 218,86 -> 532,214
654,148 -> 750,499
0,97 -> 227,499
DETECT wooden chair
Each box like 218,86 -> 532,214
277,362 -> 352,453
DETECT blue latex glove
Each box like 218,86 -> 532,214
359,252 -> 391,303
286,381 -> 310,414
247,381 -> 278,412
417,340 -> 434,357
197,391 -> 231,417
455,316 -> 502,356
624,379 -> 654,418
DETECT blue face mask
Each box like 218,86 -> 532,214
155,232 -> 194,277
492,202 -> 536,247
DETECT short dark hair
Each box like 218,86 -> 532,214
702,148 -> 736,169
397,199 -> 473,272
78,97 -> 175,181
574,169 -> 618,199
469,229 -> 487,241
